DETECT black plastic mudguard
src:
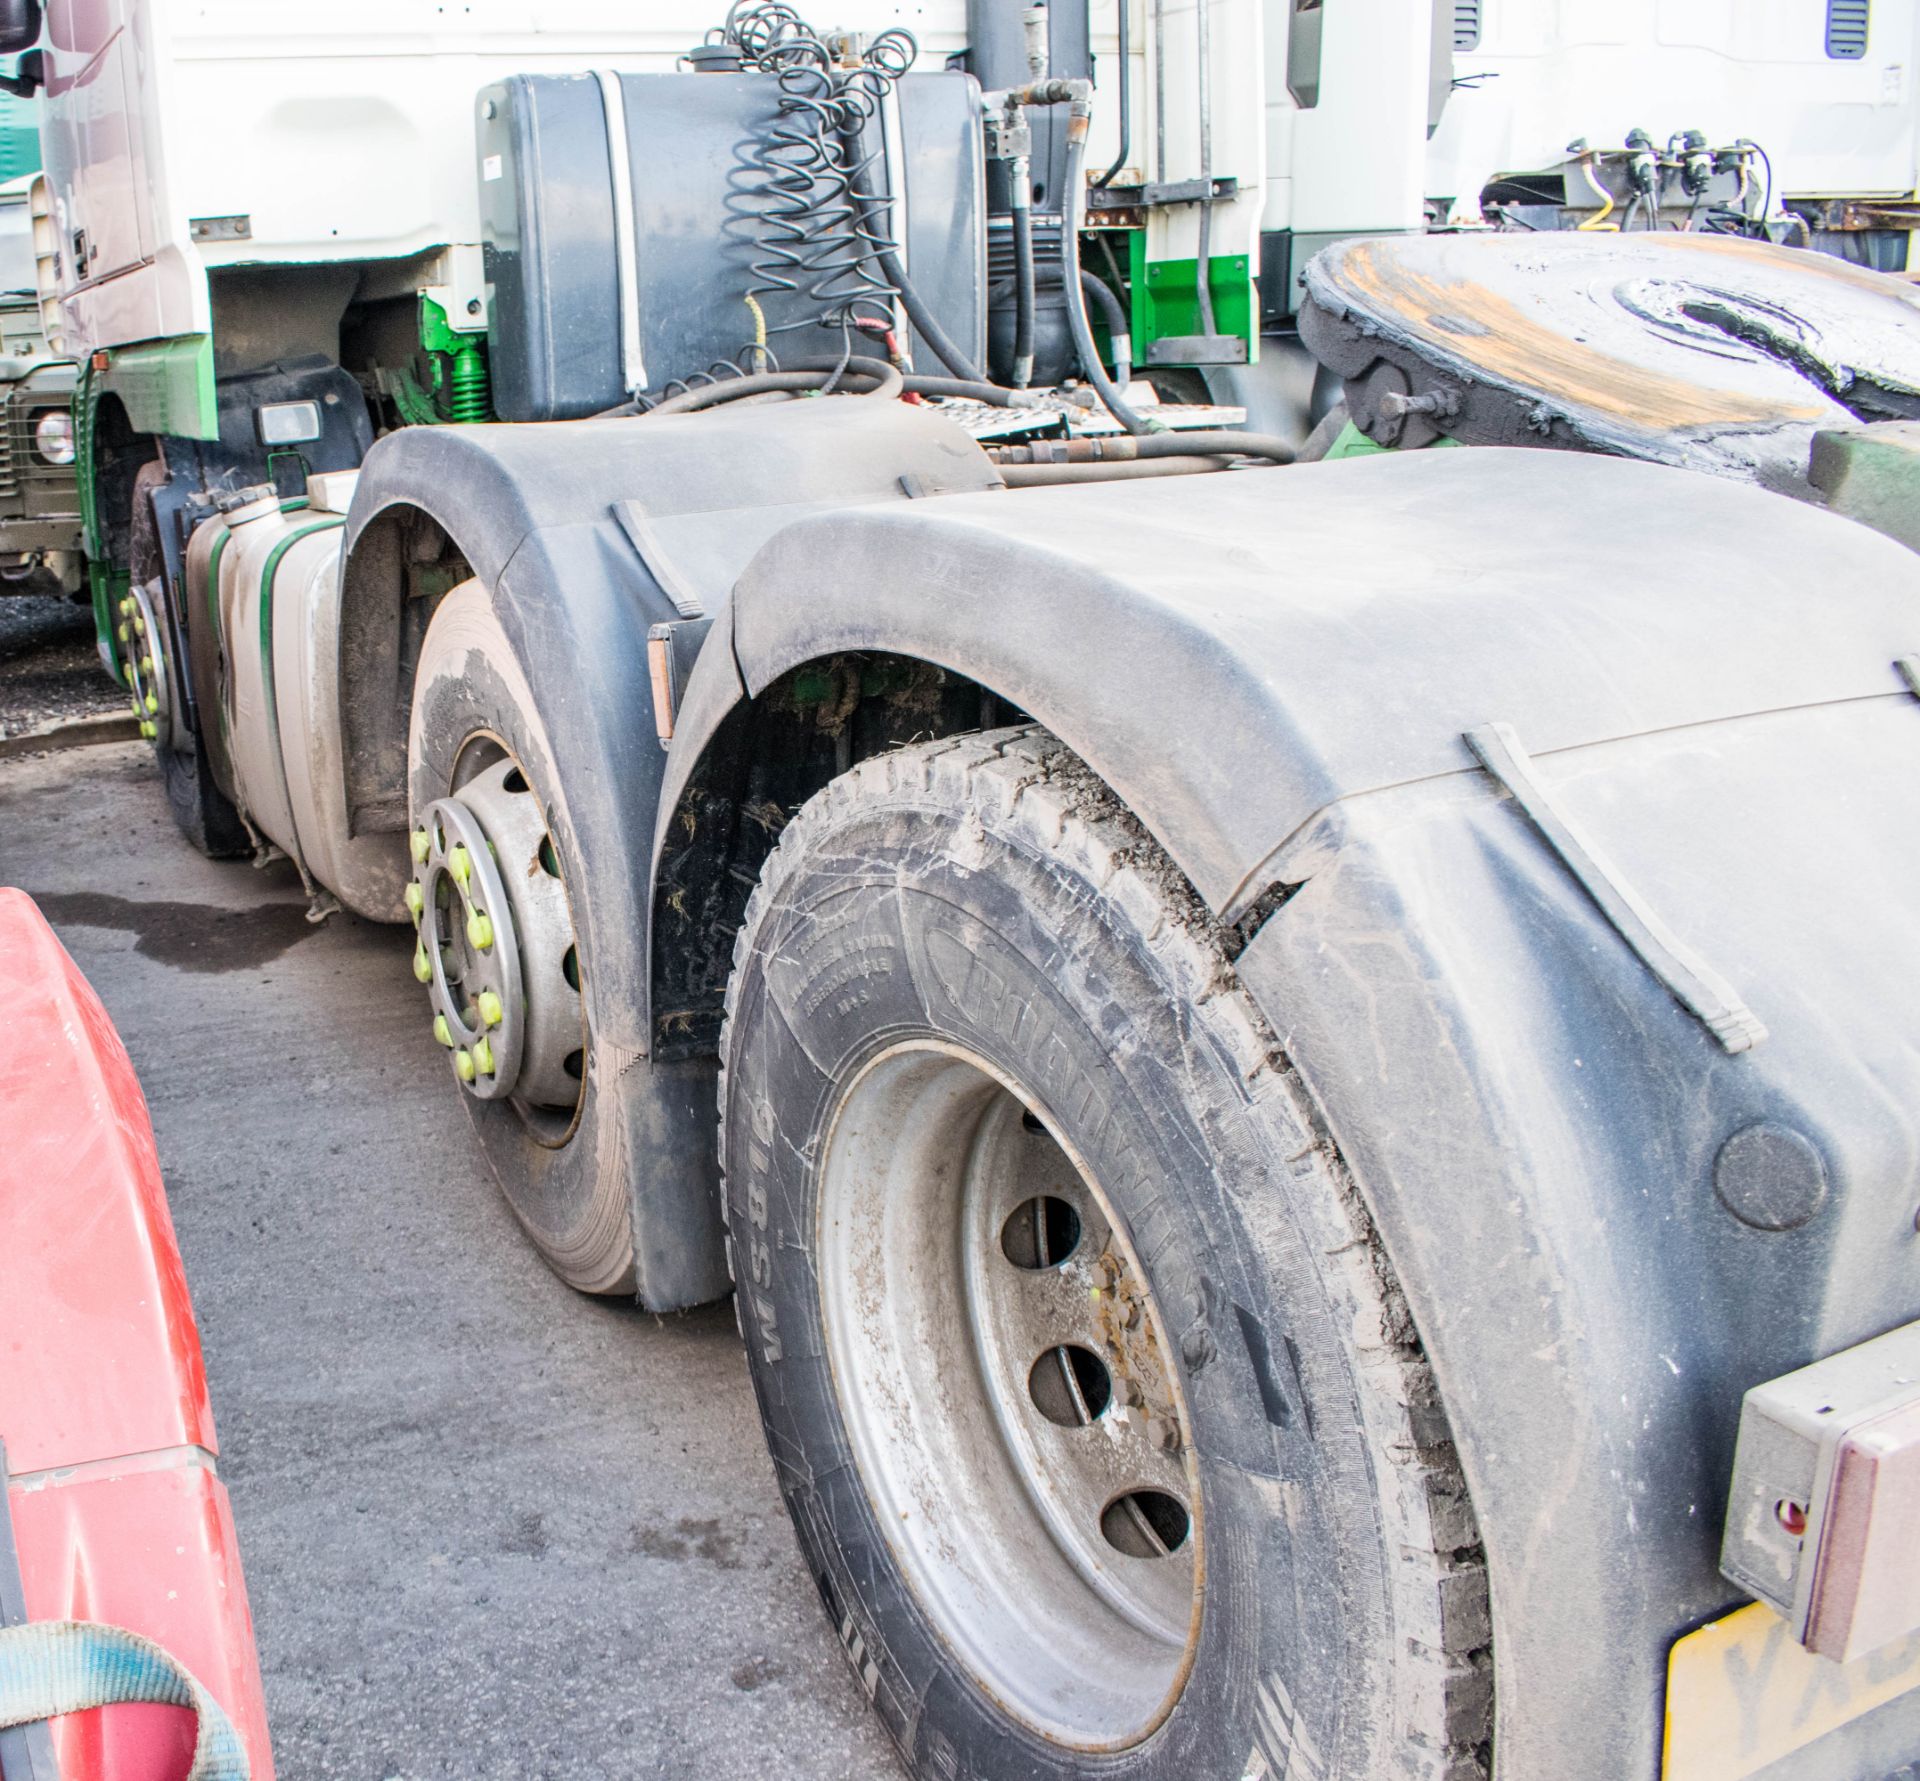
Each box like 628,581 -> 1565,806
336,400 -> 996,1310
653,444 -> 1920,1775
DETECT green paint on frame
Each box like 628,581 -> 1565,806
1134,250 -> 1255,361
97,336 -> 219,441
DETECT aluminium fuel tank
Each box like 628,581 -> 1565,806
204,474 -> 407,921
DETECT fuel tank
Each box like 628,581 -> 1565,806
202,475 -> 406,920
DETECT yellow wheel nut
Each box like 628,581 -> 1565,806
139,720 -> 157,740
117,622 -> 129,643
144,694 -> 158,715
413,944 -> 432,984
140,655 -> 154,674
403,881 -> 424,921
432,1014 -> 453,1048
449,844 -> 471,886
118,596 -> 134,616
477,989 -> 503,1027
472,1037 -> 495,1076
454,1048 -> 477,1083
132,614 -> 146,635
409,828 -> 430,864
466,910 -> 493,951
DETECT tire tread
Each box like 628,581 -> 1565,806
718,725 -> 1492,1778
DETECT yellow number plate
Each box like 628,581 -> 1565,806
1665,1600 -> 1920,1779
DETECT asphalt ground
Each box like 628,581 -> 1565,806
0,593 -> 124,739
0,741 -> 899,1781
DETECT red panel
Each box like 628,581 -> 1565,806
9,1464 -> 275,1781
0,887 -> 216,1474
0,891 -> 273,1779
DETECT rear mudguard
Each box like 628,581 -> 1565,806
651,446 -> 1920,1776
336,401 -> 995,1310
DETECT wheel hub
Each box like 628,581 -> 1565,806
116,582 -> 167,743
816,1042 -> 1202,1751
407,757 -> 582,1110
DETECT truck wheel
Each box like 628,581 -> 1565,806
127,463 -> 250,859
405,578 -> 636,1294
719,729 -> 1491,1781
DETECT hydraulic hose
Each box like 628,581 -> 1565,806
644,356 -> 903,416
1133,428 -> 1294,464
875,242 -> 990,382
1011,165 -> 1037,388
902,374 -> 1047,406
1060,129 -> 1153,435
999,455 -> 1225,486
1093,0 -> 1132,189
990,430 -> 1294,470
1076,270 -> 1133,388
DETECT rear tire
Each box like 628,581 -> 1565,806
719,728 -> 1491,1780
407,579 -> 636,1295
159,736 -> 251,859
129,462 -> 249,859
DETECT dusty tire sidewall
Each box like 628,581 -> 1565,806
723,773 -> 1407,1780
408,581 -> 634,1294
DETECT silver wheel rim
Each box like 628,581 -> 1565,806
816,1041 -> 1203,1751
409,754 -> 584,1115
116,581 -> 167,743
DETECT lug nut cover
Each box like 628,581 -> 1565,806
409,828 -> 430,864
413,944 -> 432,983
403,881 -> 424,920
467,911 -> 494,951
477,989 -> 503,1027
454,1049 -> 477,1082
449,844 -> 471,886
472,1037 -> 495,1076
432,1014 -> 452,1048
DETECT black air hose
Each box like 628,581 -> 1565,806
861,214 -> 989,384
1011,190 -> 1037,387
999,455 -> 1225,486
1093,0 -> 1132,189
902,375 -> 1046,406
989,430 -> 1294,471
1060,129 -> 1152,435
644,356 -> 902,416
1075,270 -> 1133,387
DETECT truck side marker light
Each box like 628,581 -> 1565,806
1465,722 -> 1767,1054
